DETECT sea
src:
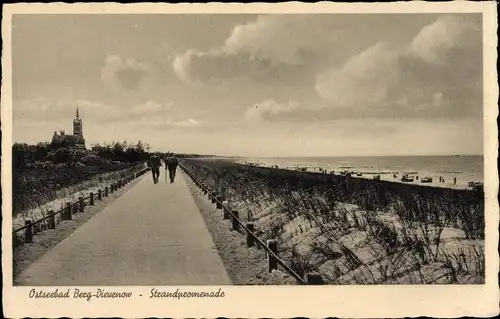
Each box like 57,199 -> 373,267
234,155 -> 484,189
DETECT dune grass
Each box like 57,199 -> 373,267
182,158 -> 485,284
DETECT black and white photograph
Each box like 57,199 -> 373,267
2,2 -> 498,318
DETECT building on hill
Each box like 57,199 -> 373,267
51,107 -> 86,150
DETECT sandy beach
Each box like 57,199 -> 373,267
234,158 -> 481,191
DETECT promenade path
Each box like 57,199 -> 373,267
15,166 -> 232,286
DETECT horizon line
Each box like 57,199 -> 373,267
213,154 -> 484,158
10,141 -> 483,158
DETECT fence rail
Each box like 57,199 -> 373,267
13,165 -> 151,242
179,163 -> 323,285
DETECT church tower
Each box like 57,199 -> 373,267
72,106 -> 86,150
73,107 -> 83,136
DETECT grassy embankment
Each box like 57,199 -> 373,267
182,158 -> 485,284
12,141 -> 151,246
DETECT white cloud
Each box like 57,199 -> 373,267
315,42 -> 401,109
410,15 -> 481,65
134,117 -> 201,129
172,51 -> 195,85
13,97 -> 179,125
173,48 -> 265,86
223,15 -> 342,65
170,118 -> 201,128
101,54 -> 151,90
172,15 -> 344,86
314,15 -> 481,119
131,101 -> 166,114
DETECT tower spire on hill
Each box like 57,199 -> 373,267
51,105 -> 86,150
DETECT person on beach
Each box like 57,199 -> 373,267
149,154 -> 162,184
165,153 -> 179,183
453,177 -> 457,185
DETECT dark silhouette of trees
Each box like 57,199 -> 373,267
12,140 -> 152,168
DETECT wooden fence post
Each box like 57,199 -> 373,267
48,210 -> 55,229
90,192 -> 95,206
79,197 -> 84,212
305,272 -> 325,285
110,184 -> 114,194
64,203 -> 71,220
72,202 -> 78,216
267,239 -> 278,273
222,200 -> 229,212
49,210 -> 56,229
98,189 -> 102,200
246,222 -> 255,247
223,202 -> 230,220
232,210 -> 240,231
216,196 -> 223,209
67,203 -> 73,220
24,220 -> 33,243
105,187 -> 109,197
211,192 -> 217,204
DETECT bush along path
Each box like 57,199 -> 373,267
12,163 -> 146,229
12,166 -> 151,281
12,166 -> 150,247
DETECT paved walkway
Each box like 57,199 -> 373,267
15,166 -> 232,286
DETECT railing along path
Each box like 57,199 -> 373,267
13,166 -> 151,245
179,163 -> 326,285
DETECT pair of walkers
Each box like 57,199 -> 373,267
149,153 -> 179,184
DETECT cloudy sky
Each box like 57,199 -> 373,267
12,13 -> 483,156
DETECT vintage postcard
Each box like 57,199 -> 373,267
2,1 -> 499,318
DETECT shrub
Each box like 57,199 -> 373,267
46,147 -> 73,164
80,154 -> 108,166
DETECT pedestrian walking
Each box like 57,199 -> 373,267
149,154 -> 162,184
165,153 -> 179,183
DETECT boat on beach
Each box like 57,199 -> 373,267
421,177 -> 433,183
401,174 -> 414,182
